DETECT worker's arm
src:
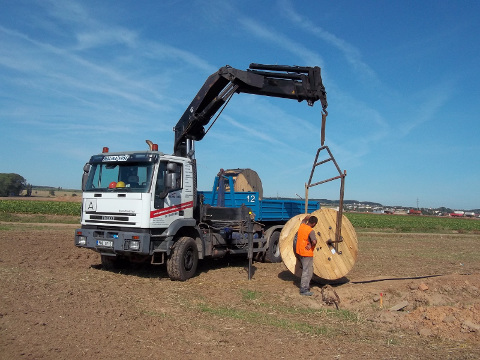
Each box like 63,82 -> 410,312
305,230 -> 317,250
301,215 -> 311,224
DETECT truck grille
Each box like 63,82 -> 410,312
85,212 -> 136,225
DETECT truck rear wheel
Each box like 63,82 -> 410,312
265,231 -> 281,263
166,237 -> 198,281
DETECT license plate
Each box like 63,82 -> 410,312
97,240 -> 113,247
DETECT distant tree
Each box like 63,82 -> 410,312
25,183 -> 33,197
0,173 -> 27,196
49,189 -> 55,196
422,208 -> 434,216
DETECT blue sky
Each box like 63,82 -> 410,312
1,0 -> 479,210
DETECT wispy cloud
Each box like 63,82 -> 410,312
278,0 -> 378,84
0,3 -> 221,121
0,26 -> 169,111
0,0 -> 226,173
42,0 -> 92,25
38,0 -> 217,74
75,28 -> 139,50
233,2 -> 388,164
223,115 -> 285,146
139,40 -> 217,74
398,82 -> 453,136
237,17 -> 324,66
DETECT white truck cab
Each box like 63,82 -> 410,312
81,149 -> 194,230
76,147 -> 202,279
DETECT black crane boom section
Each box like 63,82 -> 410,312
173,63 -> 328,157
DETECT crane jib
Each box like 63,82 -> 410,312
173,63 -> 328,157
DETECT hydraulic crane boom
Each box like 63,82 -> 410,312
173,63 -> 328,157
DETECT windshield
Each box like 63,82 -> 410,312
85,162 -> 154,193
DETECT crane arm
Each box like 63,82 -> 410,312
173,63 -> 328,156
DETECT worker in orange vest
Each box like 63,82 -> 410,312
296,215 -> 318,296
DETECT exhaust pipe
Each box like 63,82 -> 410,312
146,140 -> 154,150
146,140 -> 158,151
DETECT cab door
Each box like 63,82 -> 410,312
150,161 -> 184,227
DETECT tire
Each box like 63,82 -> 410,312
101,255 -> 129,270
166,237 -> 198,281
264,231 -> 281,263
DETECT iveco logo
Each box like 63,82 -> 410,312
102,216 -> 114,221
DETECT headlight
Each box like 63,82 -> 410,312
77,236 -> 87,246
129,240 -> 140,250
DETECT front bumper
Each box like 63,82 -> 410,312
74,228 -> 152,256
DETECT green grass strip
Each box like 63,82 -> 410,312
345,212 -> 480,233
0,200 -> 81,216
197,303 -> 330,335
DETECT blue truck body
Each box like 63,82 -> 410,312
199,175 -> 320,222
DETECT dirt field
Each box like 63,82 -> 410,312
1,220 -> 479,359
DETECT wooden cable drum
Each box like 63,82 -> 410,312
223,168 -> 263,199
279,208 -> 358,282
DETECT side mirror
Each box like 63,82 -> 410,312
81,163 -> 91,191
166,162 -> 177,172
165,162 -> 178,191
157,162 -> 177,199
165,173 -> 174,189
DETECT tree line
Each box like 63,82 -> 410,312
0,173 -> 31,197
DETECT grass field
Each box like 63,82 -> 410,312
0,199 -> 81,216
1,199 -> 479,233
345,212 -> 480,233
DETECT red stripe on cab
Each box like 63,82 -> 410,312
150,201 -> 193,218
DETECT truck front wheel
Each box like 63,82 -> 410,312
265,231 -> 281,263
166,237 -> 198,281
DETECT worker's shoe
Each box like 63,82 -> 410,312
300,290 -> 313,296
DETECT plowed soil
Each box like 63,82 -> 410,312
1,220 -> 479,359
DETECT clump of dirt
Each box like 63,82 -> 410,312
334,274 -> 480,343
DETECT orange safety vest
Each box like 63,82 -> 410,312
296,223 -> 315,257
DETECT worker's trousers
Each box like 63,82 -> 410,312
299,256 -> 313,292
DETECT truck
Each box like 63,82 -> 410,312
74,63 -> 328,280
